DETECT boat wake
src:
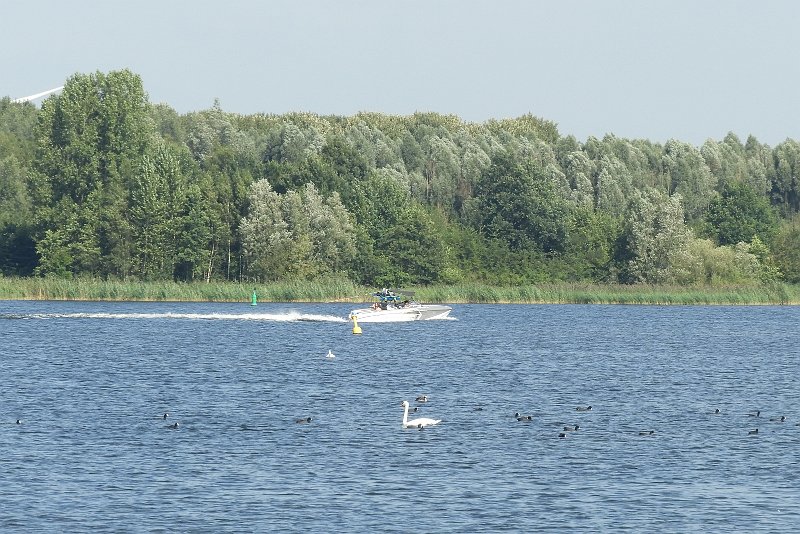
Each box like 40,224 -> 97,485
0,311 -> 348,323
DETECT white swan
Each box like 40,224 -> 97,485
401,400 -> 441,428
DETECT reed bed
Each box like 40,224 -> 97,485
1,276 -> 798,305
0,276 -> 364,303
413,282 -> 800,305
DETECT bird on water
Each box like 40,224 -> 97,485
401,400 -> 440,428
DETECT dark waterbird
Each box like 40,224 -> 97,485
563,425 -> 580,431
514,412 -> 532,422
748,428 -> 758,435
576,405 -> 592,412
639,430 -> 656,436
746,410 -> 760,417
769,416 -> 786,422
296,417 -> 313,424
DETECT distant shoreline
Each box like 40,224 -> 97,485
1,277 -> 797,305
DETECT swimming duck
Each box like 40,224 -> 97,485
415,395 -> 429,403
296,417 -> 313,424
769,416 -> 786,422
576,406 -> 592,412
748,428 -> 758,435
746,410 -> 760,417
563,425 -> 580,431
638,430 -> 655,436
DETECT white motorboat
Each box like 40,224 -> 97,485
349,289 -> 452,323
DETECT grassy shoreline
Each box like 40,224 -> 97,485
1,277 -> 798,305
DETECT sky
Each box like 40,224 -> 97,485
2,0 -> 799,146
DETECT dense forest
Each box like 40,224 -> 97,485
1,69 -> 799,287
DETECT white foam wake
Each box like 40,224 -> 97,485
6,312 -> 348,323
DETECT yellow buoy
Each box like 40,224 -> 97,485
351,315 -> 362,335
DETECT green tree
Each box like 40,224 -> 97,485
771,140 -> 800,215
772,216 -> 800,283
240,180 -> 356,281
130,143 -> 185,279
471,151 -> 570,253
702,181 -> 778,246
0,97 -> 39,162
32,69 -> 153,277
0,155 -> 36,274
663,140 -> 716,222
563,206 -> 621,282
617,190 -> 691,284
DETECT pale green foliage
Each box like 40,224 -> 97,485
625,191 -> 691,284
264,122 -> 325,164
596,155 -> 633,217
301,183 -> 357,272
421,134 -> 459,209
742,236 -> 781,282
663,140 -> 716,221
240,180 -> 356,281
772,216 -> 800,283
345,120 -> 402,169
701,138 -> 748,188
670,237 -> 768,285
562,151 -> 594,208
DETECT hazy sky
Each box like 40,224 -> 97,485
2,0 -> 799,146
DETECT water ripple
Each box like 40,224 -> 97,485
0,301 -> 798,531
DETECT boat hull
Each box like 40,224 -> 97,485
349,304 -> 452,323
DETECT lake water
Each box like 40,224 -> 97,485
1,300 -> 798,532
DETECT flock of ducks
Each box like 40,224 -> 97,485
511,405 -> 595,438
12,349 -> 792,437
14,402 -> 790,437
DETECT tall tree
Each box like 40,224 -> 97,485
240,180 -> 356,281
663,140 -> 716,222
32,69 -> 153,277
702,181 -> 778,246
471,151 -> 570,253
618,190 -> 691,284
0,155 -> 36,274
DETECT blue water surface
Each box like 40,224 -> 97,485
1,301 -> 798,532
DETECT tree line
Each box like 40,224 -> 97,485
1,69 -> 799,286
